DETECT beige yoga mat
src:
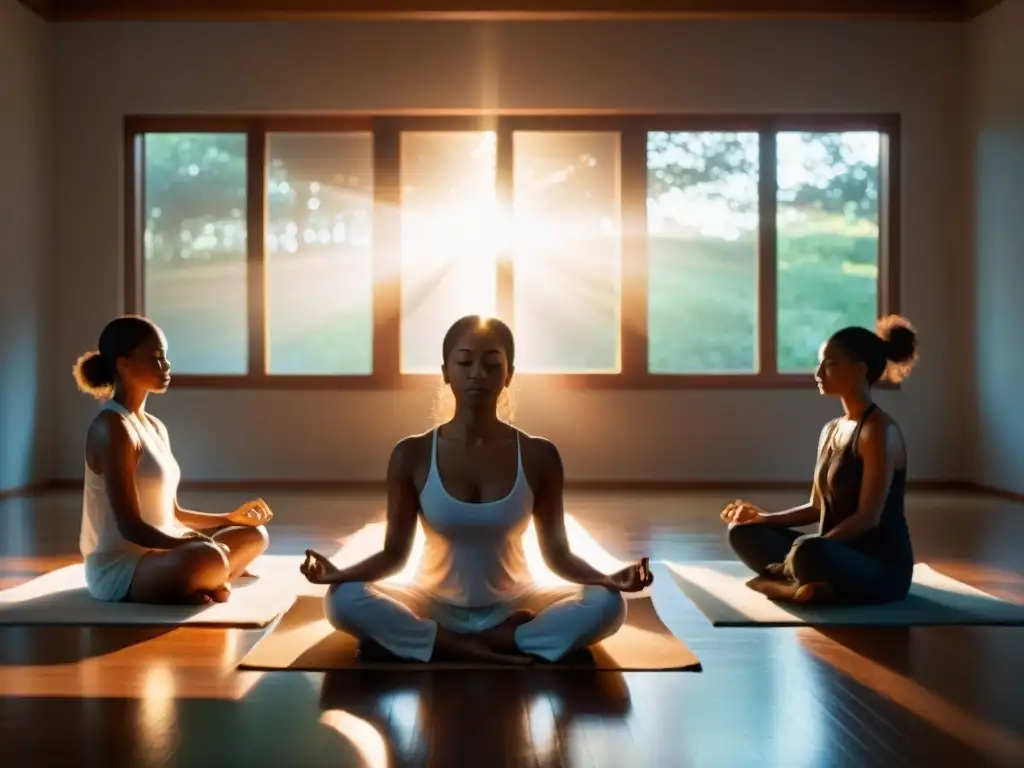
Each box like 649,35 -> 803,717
238,593 -> 701,671
665,560 -> 1024,627
0,556 -> 302,628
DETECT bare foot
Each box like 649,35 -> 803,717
746,576 -> 801,602
478,610 -> 536,655
206,584 -> 232,603
432,626 -> 533,666
792,582 -> 832,604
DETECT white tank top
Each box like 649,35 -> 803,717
80,400 -> 188,563
413,428 -> 534,607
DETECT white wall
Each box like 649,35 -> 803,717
50,19 -> 969,484
969,1 -> 1024,496
0,2 -> 50,493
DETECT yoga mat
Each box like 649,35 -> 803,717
0,556 -> 302,628
238,593 -> 701,671
665,560 -> 1024,627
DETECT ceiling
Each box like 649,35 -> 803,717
17,0 -> 1006,22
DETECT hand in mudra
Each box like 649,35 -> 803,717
606,558 -> 653,592
300,549 -> 339,585
226,498 -> 273,527
720,499 -> 766,525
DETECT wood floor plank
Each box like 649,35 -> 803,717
0,489 -> 1022,767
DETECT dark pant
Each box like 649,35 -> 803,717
727,523 -> 911,604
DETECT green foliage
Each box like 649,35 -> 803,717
789,132 -> 879,219
780,231 -> 877,268
648,130 -> 878,218
648,236 -> 757,373
257,231 -> 877,377
267,311 -> 373,376
144,133 -> 247,263
647,131 -> 759,213
648,233 -> 877,374
140,130 -> 882,376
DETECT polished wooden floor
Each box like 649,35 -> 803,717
1,488 -> 1023,767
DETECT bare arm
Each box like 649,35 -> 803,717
531,439 -> 613,588
93,413 -> 193,550
761,503 -> 819,527
174,508 -> 226,529
822,418 -> 896,542
322,439 -> 420,585
760,421 -> 832,528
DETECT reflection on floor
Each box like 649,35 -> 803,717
1,488 -> 1023,767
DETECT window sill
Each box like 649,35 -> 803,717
160,373 -> 900,391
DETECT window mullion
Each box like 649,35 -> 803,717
372,118 -> 401,385
496,119 -> 515,328
620,119 -> 648,380
246,123 -> 267,378
757,130 -> 778,376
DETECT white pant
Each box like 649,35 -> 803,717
324,581 -> 627,662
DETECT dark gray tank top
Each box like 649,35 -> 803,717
813,403 -> 914,571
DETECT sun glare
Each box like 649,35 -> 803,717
399,131 -> 504,370
319,710 -> 389,768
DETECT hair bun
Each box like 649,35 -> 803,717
72,350 -> 115,398
875,315 -> 919,384
876,315 -> 917,363
885,326 -> 918,363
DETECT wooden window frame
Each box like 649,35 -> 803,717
124,112 -> 901,391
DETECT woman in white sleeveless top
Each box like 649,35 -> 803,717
73,316 -> 273,604
301,315 -> 653,664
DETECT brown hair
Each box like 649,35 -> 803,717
432,315 -> 517,425
72,315 -> 160,400
829,314 -> 919,385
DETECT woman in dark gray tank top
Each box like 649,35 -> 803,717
721,315 -> 920,605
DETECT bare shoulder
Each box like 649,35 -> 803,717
88,408 -> 137,448
864,407 -> 898,436
520,432 -> 562,466
518,431 -> 564,493
859,408 -> 902,456
85,408 -> 139,471
389,431 -> 433,477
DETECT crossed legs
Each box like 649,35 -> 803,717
324,581 -> 627,664
727,523 -> 910,604
509,585 -> 627,661
126,525 -> 270,604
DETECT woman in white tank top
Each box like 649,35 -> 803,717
73,316 -> 273,604
301,315 -> 654,665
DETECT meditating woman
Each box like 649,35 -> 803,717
721,315 -> 919,605
300,315 -> 653,665
73,315 -> 272,605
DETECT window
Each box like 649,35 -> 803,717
266,132 -> 374,375
141,132 -> 248,375
647,131 -> 760,374
776,131 -> 881,373
512,131 -> 622,374
125,115 -> 899,388
399,131 -> 499,374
